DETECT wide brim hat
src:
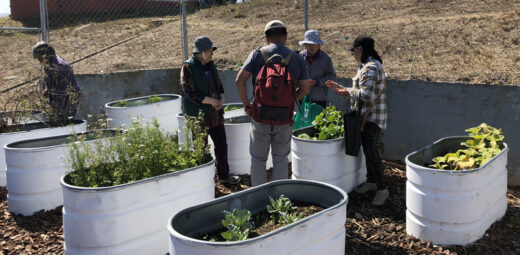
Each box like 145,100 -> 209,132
298,30 -> 324,45
193,36 -> 217,53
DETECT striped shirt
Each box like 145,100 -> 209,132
347,57 -> 387,129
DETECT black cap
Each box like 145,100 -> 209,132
349,35 -> 375,51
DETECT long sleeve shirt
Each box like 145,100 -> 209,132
347,57 -> 387,129
300,49 -> 336,102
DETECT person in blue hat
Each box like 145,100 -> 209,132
299,30 -> 336,108
180,36 -> 240,184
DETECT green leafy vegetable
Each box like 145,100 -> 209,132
221,209 -> 253,241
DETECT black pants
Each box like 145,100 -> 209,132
205,124 -> 230,180
361,121 -> 386,190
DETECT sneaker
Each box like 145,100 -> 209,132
354,182 -> 377,194
220,175 -> 240,184
371,188 -> 389,206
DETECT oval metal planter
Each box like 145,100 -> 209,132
168,179 -> 348,255
5,130 -> 116,216
105,94 -> 181,134
291,126 -> 367,193
405,136 -> 508,246
60,157 -> 216,255
0,120 -> 86,187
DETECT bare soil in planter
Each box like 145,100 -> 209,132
1,161 -> 519,254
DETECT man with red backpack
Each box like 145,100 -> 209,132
235,20 -> 313,186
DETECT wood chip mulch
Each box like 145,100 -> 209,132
2,161 -> 519,254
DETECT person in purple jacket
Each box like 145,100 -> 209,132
299,30 -> 336,108
32,42 -> 81,120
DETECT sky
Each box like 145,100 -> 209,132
0,0 -> 9,18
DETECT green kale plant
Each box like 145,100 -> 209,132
115,100 -> 128,107
146,95 -> 162,104
221,209 -> 253,242
430,123 -> 505,170
267,195 -> 303,225
297,105 -> 344,140
224,104 -> 242,112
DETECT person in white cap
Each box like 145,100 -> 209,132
181,36 -> 240,184
235,20 -> 313,186
299,30 -> 336,108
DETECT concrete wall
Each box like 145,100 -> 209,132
75,69 -> 520,185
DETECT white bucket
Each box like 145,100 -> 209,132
61,157 -> 216,255
168,180 -> 348,255
105,94 -> 181,134
291,127 -> 367,193
405,136 -> 508,245
0,120 -> 86,187
224,103 -> 251,175
5,130 -> 115,216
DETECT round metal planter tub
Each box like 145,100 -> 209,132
105,94 -> 181,134
0,119 -> 86,187
4,130 -> 117,216
405,136 -> 508,246
224,103 -> 252,175
168,179 -> 348,255
60,157 -> 216,255
291,126 -> 367,193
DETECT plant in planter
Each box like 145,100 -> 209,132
168,180 -> 348,255
291,106 -> 366,193
61,114 -> 215,254
105,94 -> 182,135
405,123 -> 508,246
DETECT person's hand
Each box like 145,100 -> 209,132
42,88 -> 49,98
336,87 -> 349,97
325,80 -> 340,89
243,102 -> 252,116
311,79 -> 318,86
206,97 -> 222,110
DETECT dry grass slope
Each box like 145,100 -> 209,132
1,0 -> 520,91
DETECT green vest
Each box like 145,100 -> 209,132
181,57 -> 223,117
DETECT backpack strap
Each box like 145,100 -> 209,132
259,48 -> 294,66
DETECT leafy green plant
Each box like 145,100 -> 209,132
430,123 -> 505,170
267,195 -> 303,225
224,104 -> 242,112
66,116 -> 211,187
298,106 -> 344,140
221,209 -> 253,242
146,95 -> 162,104
115,100 -> 128,107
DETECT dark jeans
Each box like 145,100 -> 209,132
205,124 -> 230,180
361,121 -> 386,190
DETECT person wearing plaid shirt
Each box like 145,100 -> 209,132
326,35 -> 388,206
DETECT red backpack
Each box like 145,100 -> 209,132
252,48 -> 295,125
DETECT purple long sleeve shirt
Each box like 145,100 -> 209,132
300,49 -> 336,102
45,55 -> 80,114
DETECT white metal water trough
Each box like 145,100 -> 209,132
168,179 -> 348,255
0,120 -> 86,187
60,157 -> 216,255
405,136 -> 508,246
105,94 -> 181,134
291,126 -> 367,193
4,130 -> 116,216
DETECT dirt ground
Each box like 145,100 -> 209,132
1,0 -> 520,92
2,161 -> 517,254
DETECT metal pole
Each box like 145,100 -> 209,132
181,0 -> 189,61
39,0 -> 48,42
304,0 -> 308,31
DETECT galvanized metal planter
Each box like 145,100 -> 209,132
0,120 -> 86,187
105,94 -> 181,134
291,126 -> 367,193
168,179 -> 348,255
224,103 -> 252,175
5,130 -> 116,216
60,157 -> 216,255
405,136 -> 508,246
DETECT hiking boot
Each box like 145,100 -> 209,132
354,182 -> 377,194
371,188 -> 389,206
220,175 -> 240,184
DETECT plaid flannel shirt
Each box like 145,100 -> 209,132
347,57 -> 387,129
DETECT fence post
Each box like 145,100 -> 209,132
39,0 -> 49,42
304,0 -> 308,31
181,0 -> 189,61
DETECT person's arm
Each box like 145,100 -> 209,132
235,69 -> 252,115
295,79 -> 312,100
317,55 -> 337,87
347,65 -> 377,103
